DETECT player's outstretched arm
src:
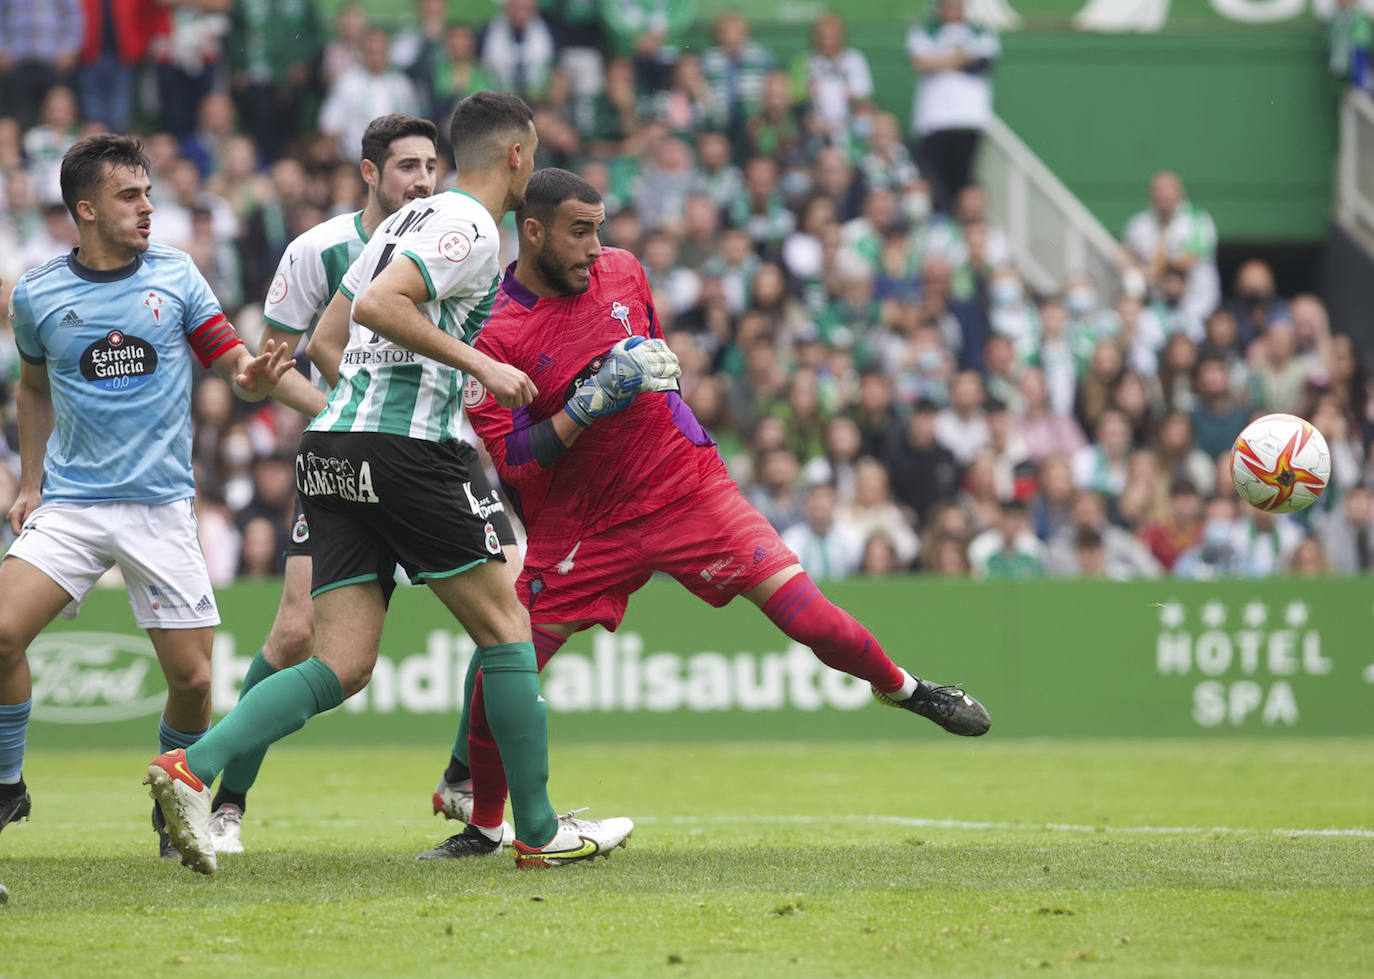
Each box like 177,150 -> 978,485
353,256 -> 537,407
306,290 -> 353,389
9,361 -> 53,535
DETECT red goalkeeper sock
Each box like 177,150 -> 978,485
467,626 -> 564,829
760,572 -> 906,693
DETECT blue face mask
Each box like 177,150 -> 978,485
1203,520 -> 1232,550
1067,288 -> 1096,316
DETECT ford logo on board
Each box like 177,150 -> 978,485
29,632 -> 165,723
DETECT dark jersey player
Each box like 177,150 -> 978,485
422,168 -> 991,859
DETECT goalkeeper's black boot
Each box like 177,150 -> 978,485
0,783 -> 31,835
873,677 -> 991,736
417,823 -> 503,860
152,802 -> 180,859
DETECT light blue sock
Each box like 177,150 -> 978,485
158,718 -> 208,754
0,699 -> 31,783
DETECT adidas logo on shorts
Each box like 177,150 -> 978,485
194,595 -> 214,613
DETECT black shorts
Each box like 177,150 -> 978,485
297,431 -> 515,602
284,442 -> 515,560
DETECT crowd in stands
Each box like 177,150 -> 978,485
2,0 -> 1372,585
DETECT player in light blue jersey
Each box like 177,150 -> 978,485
0,135 -> 322,864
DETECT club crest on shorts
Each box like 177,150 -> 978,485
483,522 -> 501,555
610,301 -> 632,334
291,514 -> 309,544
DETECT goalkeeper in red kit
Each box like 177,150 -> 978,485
417,168 -> 990,859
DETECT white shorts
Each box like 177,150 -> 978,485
5,499 -> 221,629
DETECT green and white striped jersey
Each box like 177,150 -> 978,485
309,189 -> 501,443
263,210 -> 369,393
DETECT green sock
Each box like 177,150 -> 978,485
219,649 -> 280,795
185,658 -> 343,786
477,642 -> 557,846
449,652 -> 481,768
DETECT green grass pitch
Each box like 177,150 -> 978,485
2,739 -> 1372,977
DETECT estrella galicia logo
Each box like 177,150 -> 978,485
79,330 -> 157,391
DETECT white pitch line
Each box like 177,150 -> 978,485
635,814 -> 1374,840
21,815 -> 1374,839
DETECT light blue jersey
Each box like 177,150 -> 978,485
8,245 -> 238,505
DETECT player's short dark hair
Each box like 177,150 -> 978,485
517,167 -> 602,232
59,134 -> 150,220
360,114 -> 438,169
448,91 -> 534,172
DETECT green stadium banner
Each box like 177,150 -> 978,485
23,577 -> 1374,748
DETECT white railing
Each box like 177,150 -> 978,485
975,113 -> 1122,297
1337,88 -> 1374,248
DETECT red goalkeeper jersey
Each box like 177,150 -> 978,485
465,248 -> 722,541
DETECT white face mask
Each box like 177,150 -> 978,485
992,279 -> 1022,307
1067,288 -> 1096,316
903,191 -> 931,224
1122,266 -> 1147,301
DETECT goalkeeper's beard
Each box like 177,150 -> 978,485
535,243 -> 591,297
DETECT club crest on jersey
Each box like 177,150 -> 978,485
440,230 -> 472,264
610,301 -> 632,334
143,291 -> 163,323
267,272 -> 288,305
462,375 -> 486,409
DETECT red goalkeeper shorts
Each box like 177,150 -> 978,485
515,470 -> 798,631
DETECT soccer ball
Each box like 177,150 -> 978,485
1230,413 -> 1330,514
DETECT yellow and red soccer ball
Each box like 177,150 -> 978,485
1230,413 -> 1330,514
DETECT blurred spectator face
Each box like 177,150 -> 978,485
1113,372 -> 1149,420
954,185 -> 986,223
1309,397 -> 1347,447
1160,265 -> 1188,305
1204,310 -> 1238,353
240,518 -> 281,578
758,447 -> 799,490
169,158 -> 202,203
1149,171 -> 1183,221
858,371 -> 892,415
1235,260 -> 1276,305
1329,334 -> 1358,385
607,210 -> 642,252
1116,294 -> 1143,329
853,459 -> 890,507
683,194 -> 719,239
998,504 -> 1028,544
655,138 -> 692,174
41,87 -> 77,130
1039,298 -> 1068,339
506,0 -> 537,30
445,25 -> 478,62
672,53 -> 706,91
989,268 -> 1024,309
788,368 -> 821,418
197,93 -> 236,136
862,188 -> 897,233
935,538 -> 969,576
1071,490 -> 1107,531
271,159 -> 308,206
750,263 -> 786,308
1018,367 -> 1049,412
687,374 -> 725,426
1289,295 -> 1329,351
871,113 -> 902,154
964,220 -> 990,267
1096,411 -> 1131,456
825,417 -> 863,462
253,457 -> 296,507
721,228 -> 752,264
363,28 -> 392,74
906,408 -> 938,448
698,132 -> 731,171
939,0 -> 966,24
804,483 -> 839,532
605,58 -> 636,98
755,416 -> 788,453
337,3 -> 367,43
666,329 -> 708,375
1263,320 -> 1297,366
1344,486 -> 1373,527
1291,538 -> 1328,577
1157,411 -> 1195,455
813,13 -> 846,56
1164,333 -> 1198,374
921,255 -> 953,303
1064,274 -> 1098,318
1039,457 -> 1074,505
716,12 -> 749,52
1168,483 -> 1202,528
950,371 -> 985,416
964,453 -> 998,502
1089,340 -> 1125,383
762,71 -> 792,115
1073,530 -> 1107,577
745,157 -> 779,199
814,147 -> 853,198
984,334 -> 1014,377
220,137 -> 259,181
369,135 -> 438,216
861,535 -> 898,575
528,196 -> 607,296
194,377 -> 234,429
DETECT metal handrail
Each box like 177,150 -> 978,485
1338,88 -> 1374,238
975,112 -> 1122,297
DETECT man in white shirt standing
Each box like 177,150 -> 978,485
906,0 -> 1000,214
1121,170 -> 1221,329
319,28 -> 420,162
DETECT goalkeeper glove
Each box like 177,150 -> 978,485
563,336 -> 681,426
